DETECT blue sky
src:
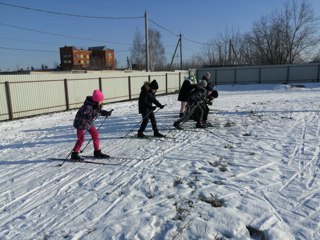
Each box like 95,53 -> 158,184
0,0 -> 320,71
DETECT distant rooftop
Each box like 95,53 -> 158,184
88,46 -> 106,51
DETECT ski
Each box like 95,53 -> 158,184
81,155 -> 137,160
128,135 -> 175,140
49,158 -> 121,166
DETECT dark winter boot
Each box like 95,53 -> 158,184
204,121 -> 214,127
196,122 -> 206,128
137,130 -> 146,138
71,152 -> 84,161
173,121 -> 182,130
154,131 -> 165,138
94,150 -> 110,159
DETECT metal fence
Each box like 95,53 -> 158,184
1,62 -> 319,121
0,71 -> 188,121
197,62 -> 320,85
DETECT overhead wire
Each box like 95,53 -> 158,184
0,22 -> 133,46
0,46 -> 56,53
0,2 -> 143,20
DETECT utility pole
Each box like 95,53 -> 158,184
144,11 -> 150,72
179,34 -> 182,70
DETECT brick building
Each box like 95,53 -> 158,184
59,46 -> 115,70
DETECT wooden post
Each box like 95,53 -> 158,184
317,64 -> 320,82
179,72 -> 181,90
234,68 -> 237,84
99,77 -> 102,91
128,76 -> 132,100
286,66 -> 290,84
5,81 -> 13,120
148,75 -> 151,82
64,79 -> 70,110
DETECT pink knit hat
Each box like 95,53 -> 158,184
92,89 -> 104,102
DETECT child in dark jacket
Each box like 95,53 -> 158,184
71,89 -> 112,160
138,80 -> 165,138
178,76 -> 197,117
173,80 -> 208,129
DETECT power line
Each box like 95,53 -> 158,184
0,46 -> 56,53
0,22 -> 133,46
148,18 -> 179,37
0,2 -> 143,20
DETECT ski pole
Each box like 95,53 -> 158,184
57,126 -> 93,167
80,109 -> 114,153
57,109 -> 113,167
121,107 -> 162,138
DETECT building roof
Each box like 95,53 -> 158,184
88,46 -> 106,51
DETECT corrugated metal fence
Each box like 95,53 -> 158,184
1,63 -> 320,121
197,63 -> 320,84
0,71 -> 188,121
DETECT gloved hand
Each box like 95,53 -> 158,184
160,105 -> 165,109
100,109 -> 114,116
152,106 -> 157,111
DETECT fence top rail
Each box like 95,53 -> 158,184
0,71 -> 187,83
197,62 -> 320,71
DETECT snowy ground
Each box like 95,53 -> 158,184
0,83 -> 319,240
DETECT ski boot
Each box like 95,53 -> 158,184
137,130 -> 147,138
154,131 -> 165,138
173,121 -> 182,130
196,122 -> 206,128
94,150 -> 110,159
71,152 -> 84,161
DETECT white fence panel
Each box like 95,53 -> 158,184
197,63 -> 320,85
261,66 -> 287,83
237,68 -> 259,84
0,83 -> 8,121
289,65 -> 318,82
101,77 -> 129,103
10,80 -> 66,119
167,73 -> 180,93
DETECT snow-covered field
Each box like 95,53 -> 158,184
0,83 -> 319,240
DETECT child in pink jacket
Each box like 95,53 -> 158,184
71,89 -> 112,160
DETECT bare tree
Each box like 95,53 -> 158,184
130,28 -> 166,71
130,28 -> 145,70
148,28 -> 166,71
247,0 -> 320,64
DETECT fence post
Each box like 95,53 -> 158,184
128,76 -> 132,101
165,73 -> 168,94
148,75 -> 151,82
179,72 -> 181,90
215,70 -> 217,85
5,81 -> 13,120
64,79 -> 70,110
286,66 -> 290,84
259,67 -> 261,84
234,68 -> 237,84
317,64 -> 320,82
99,77 -> 102,91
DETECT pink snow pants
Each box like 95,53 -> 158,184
73,126 -> 100,152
